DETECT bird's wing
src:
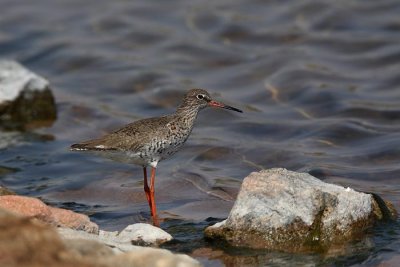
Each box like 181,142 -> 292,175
70,115 -> 173,152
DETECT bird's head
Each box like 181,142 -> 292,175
180,88 -> 243,113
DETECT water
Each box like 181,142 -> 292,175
1,0 -> 400,265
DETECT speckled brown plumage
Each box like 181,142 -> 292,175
70,88 -> 242,226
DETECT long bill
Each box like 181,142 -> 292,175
208,100 -> 243,113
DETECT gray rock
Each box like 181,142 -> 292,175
63,238 -> 115,258
0,60 -> 56,125
58,227 -> 136,253
58,223 -> 172,253
105,247 -> 201,267
0,60 -> 48,102
118,223 -> 173,246
57,227 -> 201,267
205,168 -> 397,252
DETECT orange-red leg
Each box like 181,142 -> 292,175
143,166 -> 159,226
143,167 -> 152,215
149,167 -> 159,226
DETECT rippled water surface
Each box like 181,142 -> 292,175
1,0 -> 400,266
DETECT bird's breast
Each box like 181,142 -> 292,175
149,127 -> 192,160
125,120 -> 194,164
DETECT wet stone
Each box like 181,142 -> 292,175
0,60 -> 57,127
205,168 -> 397,252
118,223 -> 173,246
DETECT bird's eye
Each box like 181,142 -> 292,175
197,94 -> 205,100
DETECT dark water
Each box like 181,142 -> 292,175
1,0 -> 400,266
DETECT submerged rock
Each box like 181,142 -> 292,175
205,168 -> 397,252
0,195 -> 98,233
0,208 -> 201,267
0,60 -> 56,127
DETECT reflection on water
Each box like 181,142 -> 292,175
1,0 -> 400,265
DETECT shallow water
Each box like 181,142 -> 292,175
1,0 -> 400,265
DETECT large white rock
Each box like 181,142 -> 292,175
205,168 -> 396,252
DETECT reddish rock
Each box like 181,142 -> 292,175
0,195 -> 98,233
50,206 -> 98,233
0,195 -> 52,223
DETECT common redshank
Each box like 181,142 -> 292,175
70,89 -> 242,226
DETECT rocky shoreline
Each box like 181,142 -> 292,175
0,189 -> 200,267
0,168 -> 397,266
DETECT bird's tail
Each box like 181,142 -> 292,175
70,143 -> 90,151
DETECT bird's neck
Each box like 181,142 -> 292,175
175,105 -> 201,127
